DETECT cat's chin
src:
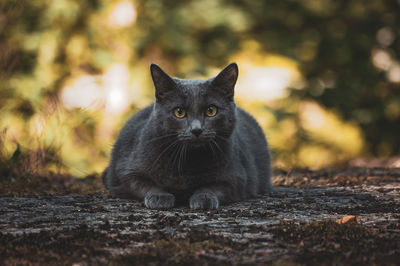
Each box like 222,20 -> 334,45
186,139 -> 209,148
178,137 -> 211,148
190,142 -> 205,148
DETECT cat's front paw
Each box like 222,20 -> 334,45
144,192 -> 175,209
190,192 -> 219,210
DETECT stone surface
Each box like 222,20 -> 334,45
1,169 -> 400,265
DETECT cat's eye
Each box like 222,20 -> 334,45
205,105 -> 218,117
173,107 -> 186,118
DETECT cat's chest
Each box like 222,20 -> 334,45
150,168 -> 217,190
141,144 -> 223,189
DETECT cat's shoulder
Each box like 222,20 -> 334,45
236,107 -> 259,126
235,106 -> 266,140
132,103 -> 154,120
124,103 -> 153,124
118,103 -> 154,136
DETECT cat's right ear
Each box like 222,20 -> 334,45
211,62 -> 238,101
150,63 -> 176,101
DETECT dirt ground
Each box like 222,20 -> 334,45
0,167 -> 399,265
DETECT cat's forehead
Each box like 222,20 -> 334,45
172,78 -> 209,97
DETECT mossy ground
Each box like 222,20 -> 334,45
0,151 -> 399,265
271,221 -> 400,265
0,145 -> 104,196
1,218 -> 399,265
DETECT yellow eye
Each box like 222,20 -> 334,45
173,107 -> 186,118
205,105 -> 217,117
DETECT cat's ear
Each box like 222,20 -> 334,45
150,63 -> 176,101
211,63 -> 238,100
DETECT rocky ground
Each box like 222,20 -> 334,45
0,167 -> 399,265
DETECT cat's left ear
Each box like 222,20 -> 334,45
150,63 -> 177,102
211,62 -> 238,100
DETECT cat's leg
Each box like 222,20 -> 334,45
189,184 -> 233,210
130,178 -> 175,209
111,173 -> 175,209
144,189 -> 175,209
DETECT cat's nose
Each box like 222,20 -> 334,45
191,128 -> 203,137
190,120 -> 203,137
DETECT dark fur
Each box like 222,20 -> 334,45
102,63 -> 273,209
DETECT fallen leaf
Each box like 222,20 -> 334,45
336,215 -> 358,224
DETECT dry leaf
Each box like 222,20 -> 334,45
336,215 -> 358,224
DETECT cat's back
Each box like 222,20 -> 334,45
235,107 -> 268,146
121,104 -> 153,136
112,104 -> 154,156
103,104 -> 154,191
234,107 -> 272,193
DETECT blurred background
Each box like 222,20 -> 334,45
1,0 -> 400,178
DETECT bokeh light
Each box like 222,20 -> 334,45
1,0 -> 399,177
108,1 -> 137,28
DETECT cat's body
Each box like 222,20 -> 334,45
103,63 -> 272,209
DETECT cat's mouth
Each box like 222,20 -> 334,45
178,136 -> 213,147
188,140 -> 206,147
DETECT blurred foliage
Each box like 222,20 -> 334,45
1,0 -> 399,176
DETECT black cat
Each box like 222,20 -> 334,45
102,63 -> 273,209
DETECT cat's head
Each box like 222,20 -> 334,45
150,63 -> 238,146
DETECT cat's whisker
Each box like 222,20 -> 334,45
215,135 -> 230,142
210,141 -> 218,158
146,133 -> 178,143
180,143 -> 187,176
151,139 -> 179,170
171,142 -> 184,173
208,142 -> 217,160
183,144 -> 188,173
177,144 -> 184,176
210,143 -> 218,160
168,142 -> 181,171
181,144 -> 187,174
174,144 -> 182,172
184,143 -> 188,171
176,144 -> 181,174
211,139 -> 228,162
